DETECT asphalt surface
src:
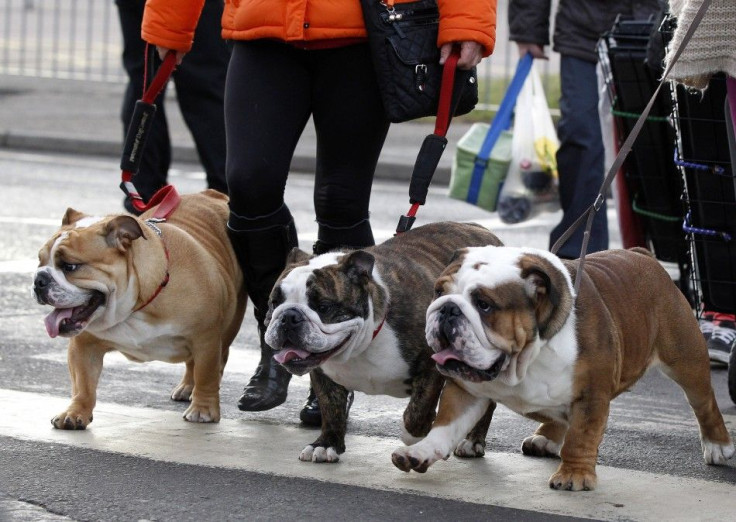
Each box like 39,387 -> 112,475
0,149 -> 735,521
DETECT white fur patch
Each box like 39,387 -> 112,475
74,216 -> 104,228
455,245 -> 575,300
278,252 -> 344,303
701,438 -> 735,465
393,398 -> 489,471
454,438 -> 485,458
322,323 -> 410,397
522,434 -> 561,456
299,444 -> 340,463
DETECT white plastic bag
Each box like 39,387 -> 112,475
497,64 -> 560,224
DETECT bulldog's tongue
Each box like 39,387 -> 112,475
432,349 -> 462,365
44,308 -> 74,338
274,347 -> 312,364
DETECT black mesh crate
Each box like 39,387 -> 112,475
674,74 -> 736,314
598,16 -> 688,269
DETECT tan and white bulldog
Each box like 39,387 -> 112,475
264,222 -> 501,463
33,189 -> 247,429
392,246 -> 734,490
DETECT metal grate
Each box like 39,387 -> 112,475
0,0 -> 556,113
0,0 -> 124,82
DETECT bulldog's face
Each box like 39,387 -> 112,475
265,248 -> 387,376
34,209 -> 145,338
426,246 -> 574,386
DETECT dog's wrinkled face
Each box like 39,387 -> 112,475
34,208 -> 144,338
265,248 -> 386,376
426,246 -> 574,386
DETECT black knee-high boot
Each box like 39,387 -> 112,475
229,220 -> 298,411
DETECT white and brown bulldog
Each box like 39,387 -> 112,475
33,189 -> 247,429
264,222 -> 502,463
392,246 -> 734,490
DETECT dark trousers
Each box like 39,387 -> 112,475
224,40 -> 390,249
116,0 -> 230,200
551,55 -> 609,258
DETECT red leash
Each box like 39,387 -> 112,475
396,48 -> 463,234
119,49 -> 181,218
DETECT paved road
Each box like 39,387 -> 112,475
1,150 -> 735,521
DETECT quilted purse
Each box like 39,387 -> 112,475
360,0 -> 478,123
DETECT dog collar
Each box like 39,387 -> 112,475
134,219 -> 170,312
372,316 -> 385,339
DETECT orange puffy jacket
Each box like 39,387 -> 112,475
142,0 -> 496,57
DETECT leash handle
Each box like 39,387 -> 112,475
120,50 -> 178,215
397,48 -> 463,234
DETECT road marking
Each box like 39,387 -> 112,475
1,389 -> 734,520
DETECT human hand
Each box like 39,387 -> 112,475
516,42 -> 547,60
155,46 -> 186,64
439,41 -> 483,70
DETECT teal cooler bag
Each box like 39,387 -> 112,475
449,124 -> 512,211
447,54 -> 533,211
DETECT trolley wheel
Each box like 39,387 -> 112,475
729,346 -> 736,405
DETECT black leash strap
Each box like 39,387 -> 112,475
396,47 -> 464,234
551,0 -> 712,294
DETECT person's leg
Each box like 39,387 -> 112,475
225,41 -> 312,411
311,43 -> 391,252
171,0 -> 230,195
115,0 -> 170,208
550,55 -> 608,259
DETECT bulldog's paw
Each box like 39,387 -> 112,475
170,383 -> 194,402
182,403 -> 220,423
52,409 -> 92,430
522,434 -> 561,458
454,438 -> 485,458
299,444 -> 340,463
702,439 -> 735,465
391,444 -> 448,473
548,465 -> 597,491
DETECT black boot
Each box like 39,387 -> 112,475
238,323 -> 293,411
229,220 -> 298,412
300,386 -> 354,426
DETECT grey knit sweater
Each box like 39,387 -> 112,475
666,0 -> 736,88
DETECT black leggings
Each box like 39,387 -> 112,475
224,40 -> 390,248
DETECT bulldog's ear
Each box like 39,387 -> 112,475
342,251 -> 375,285
519,254 -> 573,340
62,208 -> 86,226
104,215 -> 144,253
285,247 -> 311,266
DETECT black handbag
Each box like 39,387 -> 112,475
360,0 -> 479,123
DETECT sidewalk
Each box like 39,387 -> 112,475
0,75 -> 473,185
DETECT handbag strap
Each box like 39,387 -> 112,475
396,47 -> 464,234
550,0 -> 712,295
467,53 -> 533,204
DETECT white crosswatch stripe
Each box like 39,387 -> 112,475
1,389 -> 734,520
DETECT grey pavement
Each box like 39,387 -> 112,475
0,74 -> 473,185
